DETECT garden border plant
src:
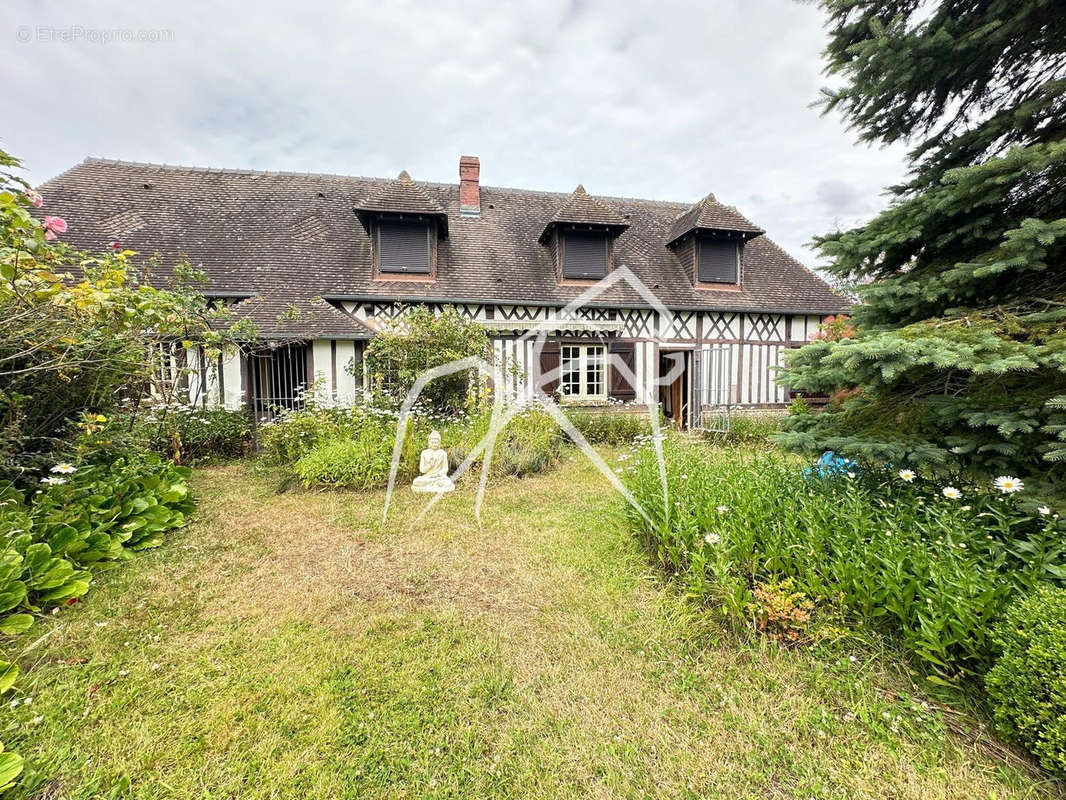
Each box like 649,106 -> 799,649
622,436 -> 1066,772
0,147 -> 244,794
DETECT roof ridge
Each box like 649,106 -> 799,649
75,158 -> 698,209
80,156 -> 389,183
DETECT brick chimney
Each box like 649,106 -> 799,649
459,155 -> 480,217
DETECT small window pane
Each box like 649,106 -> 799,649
562,232 -> 608,279
379,222 -> 431,274
586,346 -> 604,396
698,240 -> 738,283
561,345 -> 580,396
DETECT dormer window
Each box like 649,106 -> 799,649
377,221 -> 431,274
698,239 -> 739,284
354,170 -> 447,282
561,230 -> 608,280
539,185 -> 629,284
665,193 -> 763,289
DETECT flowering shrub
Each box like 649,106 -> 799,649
623,440 -> 1065,681
810,314 -> 856,341
0,147 -> 255,482
985,586 -> 1066,774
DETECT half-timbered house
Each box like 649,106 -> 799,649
39,155 -> 846,426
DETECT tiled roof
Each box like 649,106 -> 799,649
354,170 -> 449,237
667,193 -> 764,244
539,184 -> 629,242
37,158 -> 847,339
225,295 -> 374,339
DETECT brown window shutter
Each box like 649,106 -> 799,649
537,340 -> 560,394
608,340 -> 637,400
698,239 -> 739,283
562,232 -> 608,279
378,221 -> 432,273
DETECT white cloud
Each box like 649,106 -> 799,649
7,0 -> 908,264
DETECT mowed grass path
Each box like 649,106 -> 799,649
6,453 -> 1057,799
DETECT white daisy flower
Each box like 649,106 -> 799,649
1037,505 -> 1051,516
941,486 -> 961,499
704,532 -> 720,545
50,463 -> 77,474
898,469 -> 916,483
716,505 -> 729,515
40,477 -> 66,486
993,476 -> 1023,494
847,472 -> 856,479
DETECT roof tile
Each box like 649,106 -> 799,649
36,158 -> 847,333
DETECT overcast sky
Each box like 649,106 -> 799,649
7,0 -> 909,265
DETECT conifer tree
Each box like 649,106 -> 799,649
778,0 -> 1066,484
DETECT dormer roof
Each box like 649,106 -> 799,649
666,193 -> 763,246
354,170 -> 449,237
539,185 -> 630,243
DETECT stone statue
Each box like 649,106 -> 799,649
411,430 -> 455,493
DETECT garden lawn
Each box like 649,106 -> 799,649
4,451 -> 1058,799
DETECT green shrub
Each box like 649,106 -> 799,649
0,455 -> 195,628
449,406 -> 565,478
138,406 -> 250,461
267,401 -> 569,489
363,306 -> 489,411
701,412 -> 783,447
623,441 -> 1065,681
259,405 -> 360,465
986,587 -> 1066,774
568,409 -> 652,446
294,435 -> 396,489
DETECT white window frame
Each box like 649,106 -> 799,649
560,343 -> 607,402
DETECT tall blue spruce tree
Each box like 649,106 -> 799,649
778,0 -> 1066,486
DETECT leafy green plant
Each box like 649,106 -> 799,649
0,456 -> 194,633
294,434 -> 398,490
701,413 -> 783,448
985,586 -> 1066,774
567,409 -> 652,446
623,440 -> 1064,682
363,306 -> 489,412
0,454 -> 194,794
139,406 -> 250,462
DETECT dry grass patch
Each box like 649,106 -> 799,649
3,453 -> 1058,799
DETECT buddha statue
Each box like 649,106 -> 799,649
411,430 -> 455,493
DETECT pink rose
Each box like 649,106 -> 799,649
43,216 -> 67,235
44,231 -> 56,241
24,189 -> 43,208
